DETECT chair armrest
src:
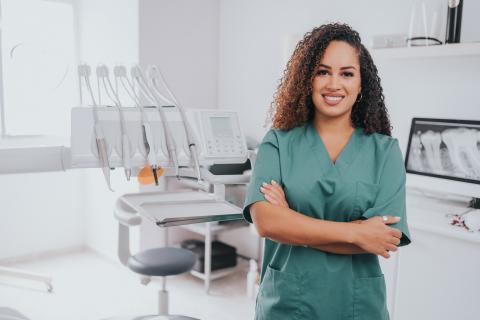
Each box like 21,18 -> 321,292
114,198 -> 142,227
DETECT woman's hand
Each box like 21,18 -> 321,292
352,216 -> 402,258
260,180 -> 289,208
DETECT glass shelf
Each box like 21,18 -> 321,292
371,42 -> 480,60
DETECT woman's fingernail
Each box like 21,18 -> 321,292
271,180 -> 277,185
262,182 -> 267,187
395,217 -> 401,222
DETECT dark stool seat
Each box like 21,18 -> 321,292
128,247 -> 196,277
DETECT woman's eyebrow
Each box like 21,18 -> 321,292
319,64 -> 357,70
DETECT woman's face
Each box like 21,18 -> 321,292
311,40 -> 362,121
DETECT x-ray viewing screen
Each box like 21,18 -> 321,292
210,117 -> 233,138
405,118 -> 480,185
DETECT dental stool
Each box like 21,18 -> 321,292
106,199 -> 199,320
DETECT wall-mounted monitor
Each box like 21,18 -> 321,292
405,118 -> 480,198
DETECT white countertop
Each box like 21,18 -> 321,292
407,190 -> 480,244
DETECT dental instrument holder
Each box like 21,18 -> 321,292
146,65 -> 203,184
78,64 -> 114,191
130,66 -> 182,182
113,65 -> 161,185
70,106 -> 248,172
95,65 -> 132,181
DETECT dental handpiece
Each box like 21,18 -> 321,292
78,64 -> 113,191
131,66 -> 179,177
148,65 -> 203,183
97,65 -> 132,181
114,65 -> 160,185
95,124 -> 113,191
141,122 -> 159,185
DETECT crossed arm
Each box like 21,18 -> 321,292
250,180 -> 401,258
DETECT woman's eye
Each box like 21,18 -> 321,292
317,69 -> 329,76
343,72 -> 354,77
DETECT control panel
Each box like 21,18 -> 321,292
197,111 -> 247,161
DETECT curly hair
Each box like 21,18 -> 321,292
268,23 -> 392,136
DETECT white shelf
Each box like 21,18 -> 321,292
410,222 -> 480,244
407,194 -> 480,244
371,42 -> 480,60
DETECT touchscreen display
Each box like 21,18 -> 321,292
210,117 -> 233,138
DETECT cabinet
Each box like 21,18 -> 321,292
381,191 -> 480,320
181,220 -> 247,293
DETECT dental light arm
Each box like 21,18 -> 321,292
96,65 -> 132,181
78,64 -> 113,191
131,66 -> 180,178
146,65 -> 203,184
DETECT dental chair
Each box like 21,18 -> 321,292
103,199 -> 199,320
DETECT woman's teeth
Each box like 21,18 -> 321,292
323,95 -> 344,106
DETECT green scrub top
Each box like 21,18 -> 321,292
243,121 -> 411,320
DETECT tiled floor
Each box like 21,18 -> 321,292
0,250 -> 255,320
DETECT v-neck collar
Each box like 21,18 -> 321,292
306,120 -> 363,171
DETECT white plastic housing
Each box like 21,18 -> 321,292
70,107 -> 248,169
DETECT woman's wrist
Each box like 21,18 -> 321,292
344,222 -> 360,245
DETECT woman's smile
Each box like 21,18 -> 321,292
322,94 -> 345,106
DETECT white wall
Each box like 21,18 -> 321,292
77,0 -> 139,68
0,170 -> 86,261
78,0 -> 140,260
139,0 -> 220,109
0,0 -> 85,261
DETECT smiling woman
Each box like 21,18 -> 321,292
312,41 -> 361,119
244,23 -> 411,320
268,23 -> 391,136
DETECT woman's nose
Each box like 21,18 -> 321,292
326,74 -> 341,89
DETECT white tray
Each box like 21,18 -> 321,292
118,190 -> 243,227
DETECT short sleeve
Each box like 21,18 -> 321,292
362,139 -> 411,246
242,130 -> 282,223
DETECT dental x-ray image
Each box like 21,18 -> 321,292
405,118 -> 480,184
